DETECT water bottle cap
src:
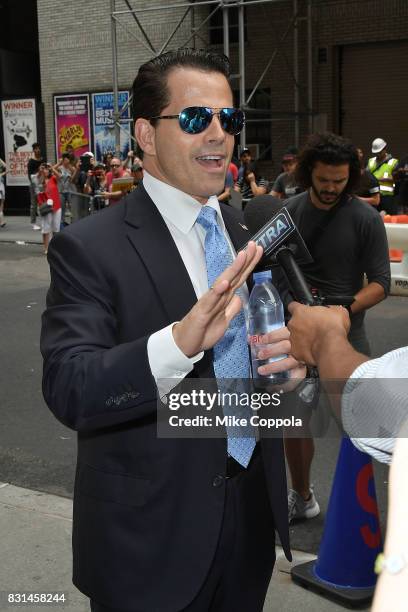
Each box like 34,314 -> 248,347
253,270 -> 272,284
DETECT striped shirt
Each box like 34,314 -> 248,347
342,347 -> 408,464
237,175 -> 269,201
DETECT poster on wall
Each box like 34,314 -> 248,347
54,93 -> 91,159
1,98 -> 37,186
91,91 -> 131,162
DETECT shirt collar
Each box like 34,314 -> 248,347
143,170 -> 225,234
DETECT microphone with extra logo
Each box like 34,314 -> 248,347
243,195 -> 315,304
243,195 -> 354,308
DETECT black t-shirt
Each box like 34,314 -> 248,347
75,170 -> 89,192
27,157 -> 44,178
285,191 -> 391,326
355,170 -> 380,198
272,171 -> 303,198
87,175 -> 101,195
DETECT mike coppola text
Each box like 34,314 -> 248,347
161,389 -> 303,433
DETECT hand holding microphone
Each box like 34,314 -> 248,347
287,302 -> 350,366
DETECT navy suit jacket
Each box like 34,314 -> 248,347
41,185 -> 290,611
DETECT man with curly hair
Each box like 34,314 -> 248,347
284,132 -> 391,524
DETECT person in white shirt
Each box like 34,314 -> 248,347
287,302 -> 408,462
371,419 -> 408,612
288,302 -> 408,612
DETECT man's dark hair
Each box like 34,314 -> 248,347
61,152 -> 71,160
131,48 -> 231,125
296,132 -> 361,194
284,146 -> 299,157
32,142 -> 40,149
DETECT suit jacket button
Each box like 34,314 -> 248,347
212,475 -> 224,487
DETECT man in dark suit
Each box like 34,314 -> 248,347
41,49 -> 301,612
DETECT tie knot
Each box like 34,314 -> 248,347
196,205 -> 218,232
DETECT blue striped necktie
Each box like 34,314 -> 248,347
196,205 -> 255,467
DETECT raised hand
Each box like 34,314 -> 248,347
172,241 -> 263,357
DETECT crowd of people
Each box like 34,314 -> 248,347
225,136 -> 408,218
0,145 -> 144,253
0,130 -> 406,259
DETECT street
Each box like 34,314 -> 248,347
1,242 -> 75,498
1,239 -> 407,554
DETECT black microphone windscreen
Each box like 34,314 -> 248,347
244,195 -> 284,234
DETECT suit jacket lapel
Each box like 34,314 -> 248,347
123,190 -> 251,324
220,203 -> 251,251
220,205 -> 256,295
124,186 -> 197,324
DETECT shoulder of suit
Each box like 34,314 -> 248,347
219,202 -> 250,234
220,201 -> 244,223
63,196 -> 129,242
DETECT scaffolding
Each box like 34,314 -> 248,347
109,0 -> 315,160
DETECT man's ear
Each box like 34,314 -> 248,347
135,119 -> 156,156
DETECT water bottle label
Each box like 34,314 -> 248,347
248,334 -> 264,344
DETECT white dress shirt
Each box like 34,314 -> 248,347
342,346 -> 408,464
144,171 -> 241,394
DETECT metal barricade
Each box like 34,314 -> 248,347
384,215 -> 408,296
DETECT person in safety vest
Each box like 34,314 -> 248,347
367,138 -> 399,215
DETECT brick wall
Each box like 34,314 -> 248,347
314,0 -> 408,138
37,0 -> 408,178
37,0 -> 206,160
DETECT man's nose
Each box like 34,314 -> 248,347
205,113 -> 226,142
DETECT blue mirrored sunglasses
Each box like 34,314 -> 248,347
149,106 -> 245,135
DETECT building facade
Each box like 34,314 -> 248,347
36,0 -> 408,179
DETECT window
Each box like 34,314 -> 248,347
235,88 -> 272,160
209,4 -> 247,45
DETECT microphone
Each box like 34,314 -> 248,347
244,196 -> 315,304
243,195 -> 354,308
243,194 -> 284,232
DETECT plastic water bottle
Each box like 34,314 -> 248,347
247,270 -> 289,384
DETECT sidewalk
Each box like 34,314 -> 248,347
0,482 -> 356,612
0,216 -> 43,245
